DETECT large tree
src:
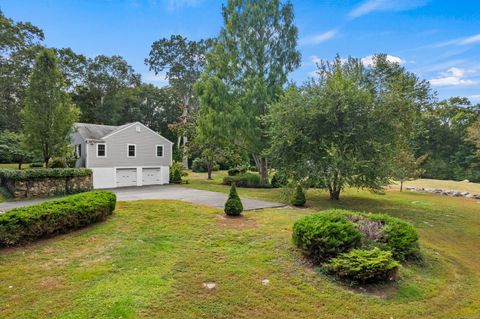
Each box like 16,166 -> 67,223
268,56 -> 425,200
146,35 -> 213,168
196,0 -> 300,184
22,48 -> 79,167
0,10 -> 44,132
0,131 -> 35,169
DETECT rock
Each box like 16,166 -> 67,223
203,282 -> 216,289
460,192 -> 470,197
462,179 -> 470,183
406,186 -> 416,191
261,279 -> 270,286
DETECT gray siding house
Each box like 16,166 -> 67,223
71,122 -> 173,188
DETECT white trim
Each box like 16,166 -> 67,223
85,142 -> 89,167
102,121 -> 174,145
156,144 -> 164,158
127,144 -> 136,158
96,143 -> 107,158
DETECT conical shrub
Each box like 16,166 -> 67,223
224,183 -> 243,216
291,184 -> 306,206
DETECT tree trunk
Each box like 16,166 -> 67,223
400,180 -> 403,192
259,157 -> 268,185
18,162 -> 22,170
207,162 -> 213,180
182,136 -> 189,169
329,189 -> 341,200
44,157 -> 50,168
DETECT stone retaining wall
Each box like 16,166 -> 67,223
406,186 -> 480,199
2,175 -> 92,198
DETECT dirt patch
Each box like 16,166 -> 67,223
40,276 -> 65,289
345,282 -> 398,299
215,214 -> 258,229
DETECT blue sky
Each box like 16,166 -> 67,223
2,0 -> 480,102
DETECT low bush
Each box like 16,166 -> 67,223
365,213 -> 419,261
271,172 -> 288,188
291,184 -> 306,206
0,168 -> 91,181
324,248 -> 399,284
169,161 -> 183,183
0,191 -> 116,246
191,158 -> 220,173
223,172 -> 268,188
48,157 -> 66,168
227,165 -> 248,176
29,163 -> 43,168
292,211 -> 362,262
224,183 -> 243,216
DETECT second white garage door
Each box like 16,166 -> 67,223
116,168 -> 137,187
142,168 -> 161,185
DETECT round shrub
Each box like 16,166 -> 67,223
271,172 -> 288,188
169,161 -> 183,183
324,248 -> 399,284
291,184 -> 306,206
224,183 -> 243,216
48,157 -> 67,168
292,211 -> 362,262
365,213 -> 419,261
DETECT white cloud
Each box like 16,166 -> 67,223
143,72 -> 169,86
300,30 -> 337,45
459,33 -> 480,45
310,55 -> 322,65
469,95 -> 480,102
349,0 -> 429,18
164,0 -> 202,11
361,54 -> 405,66
429,67 -> 476,87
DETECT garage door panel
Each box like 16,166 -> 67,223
116,168 -> 137,187
142,168 -> 161,185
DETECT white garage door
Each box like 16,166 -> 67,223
116,168 -> 137,187
142,168 -> 161,185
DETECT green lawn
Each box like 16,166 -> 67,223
1,172 -> 479,318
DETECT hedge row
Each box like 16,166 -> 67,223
0,168 -> 92,181
0,191 -> 116,246
223,172 -> 270,188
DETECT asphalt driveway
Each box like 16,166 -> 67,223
0,185 -> 285,212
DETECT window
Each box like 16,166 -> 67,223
156,145 -> 164,157
75,144 -> 82,157
97,143 -> 106,157
128,144 -> 136,157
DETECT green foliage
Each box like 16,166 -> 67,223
0,168 -> 91,181
224,183 -> 243,216
0,10 -> 44,132
292,211 -> 362,262
22,48 -> 79,166
191,157 -> 220,173
324,248 -> 399,284
268,55 -> 434,200
271,172 -> 288,188
0,131 -> 35,168
0,191 -> 116,246
365,213 -> 419,261
227,166 -> 247,176
291,184 -> 306,206
29,163 -> 43,168
169,161 -> 183,183
223,172 -> 266,188
48,157 -> 67,168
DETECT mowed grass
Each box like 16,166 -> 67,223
0,171 -> 479,318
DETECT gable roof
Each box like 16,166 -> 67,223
73,122 -> 133,141
73,122 -> 174,144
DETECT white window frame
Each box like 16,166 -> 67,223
127,144 -> 136,158
96,143 -> 107,158
156,145 -> 164,158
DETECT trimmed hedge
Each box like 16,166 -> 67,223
292,211 -> 362,262
223,172 -> 269,188
291,184 -> 306,206
0,168 -> 91,181
324,248 -> 399,284
0,191 -> 116,246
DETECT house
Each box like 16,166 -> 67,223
71,122 -> 173,189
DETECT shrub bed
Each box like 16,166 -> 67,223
293,209 -> 419,284
324,248 -> 399,284
292,211 -> 362,262
223,172 -> 270,188
0,191 -> 116,246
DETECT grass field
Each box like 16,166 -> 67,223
0,171 -> 479,318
